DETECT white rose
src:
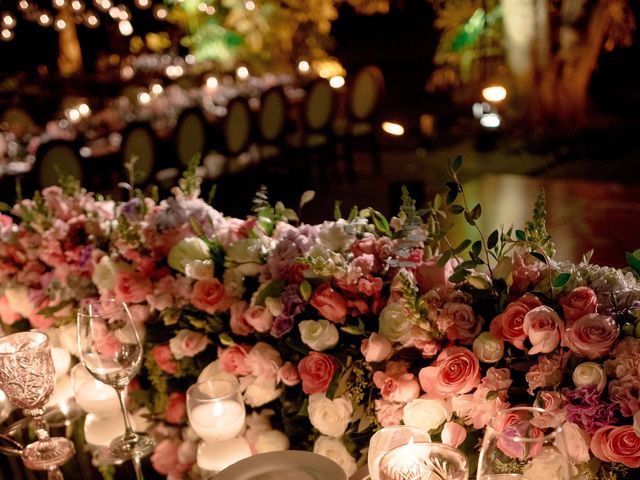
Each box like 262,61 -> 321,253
198,360 -> 240,385
185,259 -> 214,280
403,398 -> 451,432
255,430 -> 290,453
313,436 -> 357,477
223,267 -> 245,299
168,237 -> 210,273
523,446 -> 571,479
317,220 -> 353,251
299,320 -> 339,352
4,285 -> 34,318
308,394 -> 353,438
241,375 -> 282,408
91,255 -> 116,293
52,322 -> 78,357
473,332 -> 504,363
561,422 -> 590,464
265,297 -> 284,317
226,239 -> 263,276
379,303 -> 413,344
572,362 -> 607,392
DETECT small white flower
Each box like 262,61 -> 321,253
403,398 -> 451,432
299,320 -> 339,351
473,332 -> 504,363
379,303 -> 413,344
185,259 -> 214,280
241,375 -> 281,408
317,220 -> 353,251
255,430 -> 290,453
91,255 -> 117,293
572,362 -> 607,392
4,285 -> 34,318
226,239 -> 263,276
223,267 -> 246,299
313,436 -> 357,477
308,393 -> 353,437
168,237 -> 210,273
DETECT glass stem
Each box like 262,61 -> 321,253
115,387 -> 136,441
27,409 -> 51,442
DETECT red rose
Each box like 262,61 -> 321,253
563,314 -> 619,360
165,392 -> 186,424
190,278 -> 226,313
559,286 -> 598,326
310,284 -> 348,324
591,425 -> 640,468
151,344 -> 178,374
297,351 -> 339,394
418,346 -> 481,399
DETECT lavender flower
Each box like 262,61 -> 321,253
563,384 -> 618,434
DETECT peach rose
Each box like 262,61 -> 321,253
310,284 -> 348,324
190,278 -> 226,313
563,314 -> 619,360
443,302 -> 483,345
418,347 -> 481,399
441,421 -> 467,448
114,270 -> 152,304
277,362 -> 301,386
523,306 -> 564,354
165,392 -> 186,424
244,305 -> 274,333
150,439 -> 190,476
373,370 -> 420,403
490,297 -> 541,349
0,296 -> 20,325
169,329 -> 210,359
591,425 -> 640,468
151,344 -> 178,374
361,333 -> 393,362
531,391 -> 565,428
218,344 -> 252,376
374,399 -> 404,427
229,301 -> 254,336
559,286 -> 598,326
297,352 -> 339,395
415,255 -> 455,292
494,411 -> 544,459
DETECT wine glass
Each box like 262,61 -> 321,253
76,298 -> 155,468
477,406 -> 570,480
187,379 -> 250,472
378,442 -> 469,480
368,425 -> 432,480
0,331 -> 75,472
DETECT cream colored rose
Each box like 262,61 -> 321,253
92,255 -> 116,293
198,360 -> 240,385
255,430 -> 290,453
472,332 -> 504,363
241,375 -> 282,408
313,436 -> 357,477
57,322 -> 79,357
402,398 -> 451,432
317,220 -> 353,251
185,259 -> 214,280
523,446 -> 572,479
562,422 -> 590,464
308,393 -> 353,437
572,362 -> 607,392
299,320 -> 339,352
226,239 -> 263,276
4,285 -> 34,318
379,303 -> 413,344
223,267 -> 246,299
168,237 -> 210,273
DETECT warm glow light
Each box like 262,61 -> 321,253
118,19 -> 133,36
54,18 -> 66,30
118,6 -> 129,19
205,76 -> 218,89
165,65 -> 184,79
382,121 -> 405,136
1,29 -> 13,41
329,75 -> 345,89
71,0 -> 83,11
185,54 -> 195,65
150,83 -> 163,95
53,0 -> 65,7
137,92 -> 151,104
3,14 -> 16,27
244,0 -> 255,10
480,113 -> 501,128
68,108 -> 81,122
205,5 -> 215,14
120,65 -> 134,80
39,13 -> 52,25
108,5 -> 119,17
135,0 -> 151,9
481,85 -> 507,103
154,5 -> 167,19
18,1 -> 29,11
297,60 -> 310,73
197,2 -> 207,12
86,13 -> 99,26
78,103 -> 90,116
236,66 -> 249,80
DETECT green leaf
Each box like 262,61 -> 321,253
453,239 -> 472,254
452,154 -> 463,172
464,211 -> 476,226
552,272 -> 572,289
459,259 -> 478,270
371,209 -> 392,236
515,229 -> 526,241
0,201 -> 12,212
218,333 -> 235,346
471,240 -> 482,257
334,200 -> 343,220
445,189 -> 458,205
626,251 -> 640,276
341,324 -> 364,335
254,280 -> 286,306
468,275 -> 491,290
299,190 -> 315,209
487,229 -> 499,249
437,249 -> 453,267
449,204 -> 464,215
37,299 -> 73,317
530,251 -> 547,263
448,268 -> 470,283
300,280 -> 312,301
469,203 -> 481,220
433,194 -> 442,211
347,205 -> 359,221
446,181 -> 459,192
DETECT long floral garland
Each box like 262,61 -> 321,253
1,158 -> 640,479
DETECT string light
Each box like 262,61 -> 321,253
18,1 -> 30,11
244,1 -> 255,10
329,75 -> 345,89
205,5 -> 215,15
185,54 -> 195,65
118,19 -> 133,36
70,0 -> 83,11
78,103 -> 90,116
54,17 -> 66,30
153,5 -> 167,19
134,0 -> 151,9
137,92 -> 151,105
85,12 -> 99,27
53,0 -> 65,9
197,2 -> 207,12
236,65 -> 249,80
205,76 -> 218,89
150,83 -> 163,95
38,13 -> 52,26
297,60 -> 310,73
2,13 -> 16,28
1,29 -> 13,41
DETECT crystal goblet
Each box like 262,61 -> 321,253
0,331 -> 75,471
379,441 -> 469,480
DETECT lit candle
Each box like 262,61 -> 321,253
84,412 -> 126,447
51,347 -> 71,378
196,437 -> 252,472
75,380 -> 120,415
189,400 -> 245,441
46,373 -> 74,408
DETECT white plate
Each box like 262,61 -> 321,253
215,450 -> 347,480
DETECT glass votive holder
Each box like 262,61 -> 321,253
368,425 -> 432,480
379,442 -> 469,480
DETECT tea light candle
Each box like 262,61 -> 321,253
75,379 -> 120,415
46,374 -> 74,408
196,437 -> 251,472
51,347 -> 71,378
84,412 -> 126,447
189,400 -> 245,441
379,443 -> 429,480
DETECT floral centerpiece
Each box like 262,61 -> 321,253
2,157 -> 640,479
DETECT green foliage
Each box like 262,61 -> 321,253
522,190 -> 556,258
176,154 -> 203,197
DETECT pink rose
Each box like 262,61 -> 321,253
591,425 -> 640,468
443,302 -> 483,345
151,344 -> 178,374
559,286 -> 598,326
512,252 -> 544,294
531,391 -> 565,428
244,305 -> 274,333
190,278 -> 226,313
165,392 -> 186,424
494,411 -> 544,459
310,284 -> 348,323
415,255 -> 455,292
418,347 -> 481,399
147,275 -> 175,311
373,370 -> 420,403
277,362 -> 301,386
229,301 -> 254,336
441,421 -> 467,448
361,333 -> 392,362
490,294 -> 542,349
245,342 -> 282,377
525,352 -> 568,394
563,314 -> 619,360
150,439 -> 190,476
375,399 -> 404,427
0,296 -> 20,325
523,306 -> 564,354
169,329 -> 210,359
218,344 -> 252,376
114,270 -> 152,304
297,351 -> 339,395
28,310 -> 56,330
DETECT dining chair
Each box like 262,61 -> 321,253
333,65 -> 385,180
174,107 -> 208,169
120,122 -> 156,187
1,107 -> 37,138
34,140 -> 83,189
